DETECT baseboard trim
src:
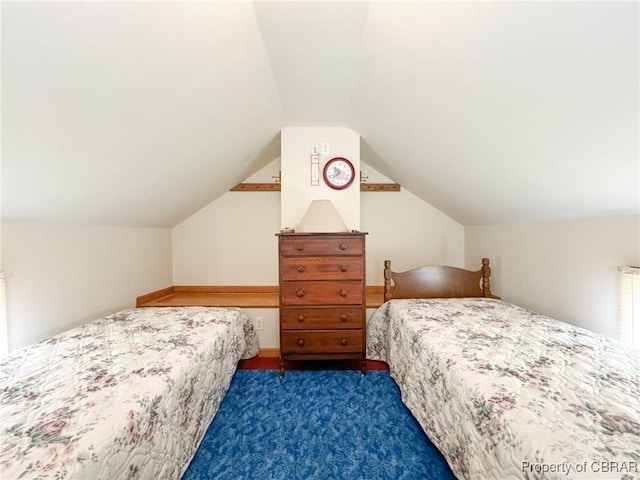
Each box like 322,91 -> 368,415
258,348 -> 280,358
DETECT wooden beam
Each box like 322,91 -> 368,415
230,182 -> 399,192
230,183 -> 281,192
360,183 -> 400,192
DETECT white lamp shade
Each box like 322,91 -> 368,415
297,199 -> 349,233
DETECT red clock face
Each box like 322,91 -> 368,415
323,157 -> 355,190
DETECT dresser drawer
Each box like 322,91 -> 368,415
281,281 -> 363,305
280,307 -> 362,329
280,257 -> 364,281
279,237 -> 363,257
281,330 -> 363,354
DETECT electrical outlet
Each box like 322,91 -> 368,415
254,317 -> 264,331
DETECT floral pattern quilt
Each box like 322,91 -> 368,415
367,298 -> 640,480
0,306 -> 259,480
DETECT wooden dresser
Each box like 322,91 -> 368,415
277,232 -> 367,376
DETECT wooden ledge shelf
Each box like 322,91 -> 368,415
136,286 -> 279,308
366,286 -> 384,307
137,285 -> 385,309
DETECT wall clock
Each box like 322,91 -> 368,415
323,157 -> 355,190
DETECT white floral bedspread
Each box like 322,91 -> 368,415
0,306 -> 259,480
367,298 -> 640,480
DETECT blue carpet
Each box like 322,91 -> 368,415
183,370 -> 456,480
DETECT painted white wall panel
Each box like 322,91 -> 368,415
280,127 -> 360,231
3,2 -> 282,227
465,215 -> 640,340
2,224 -> 172,351
362,188 -> 465,286
172,192 -> 281,285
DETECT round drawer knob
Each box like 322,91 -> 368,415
340,314 -> 348,322
341,338 -> 348,346
298,339 -> 305,347
297,265 -> 305,272
296,245 -> 304,251
296,290 -> 305,297
340,290 -> 348,297
339,243 -> 347,250
340,265 -> 348,272
297,315 -> 305,323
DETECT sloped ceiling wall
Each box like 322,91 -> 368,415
2,2 -> 283,227
2,1 -> 638,227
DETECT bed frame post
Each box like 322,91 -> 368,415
384,260 -> 393,303
481,258 -> 493,298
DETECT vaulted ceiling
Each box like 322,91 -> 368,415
2,1 -> 638,227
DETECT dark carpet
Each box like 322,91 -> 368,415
183,370 -> 456,480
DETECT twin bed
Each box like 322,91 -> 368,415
367,258 -> 640,480
0,306 -> 258,480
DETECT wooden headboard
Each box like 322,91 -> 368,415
383,258 -> 501,302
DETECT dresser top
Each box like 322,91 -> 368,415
276,231 -> 368,237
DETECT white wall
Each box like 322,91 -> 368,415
0,149 -> 5,356
2,224 -> 172,351
465,215 -> 640,340
172,191 -> 281,285
281,127 -> 360,231
361,184 -> 464,285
